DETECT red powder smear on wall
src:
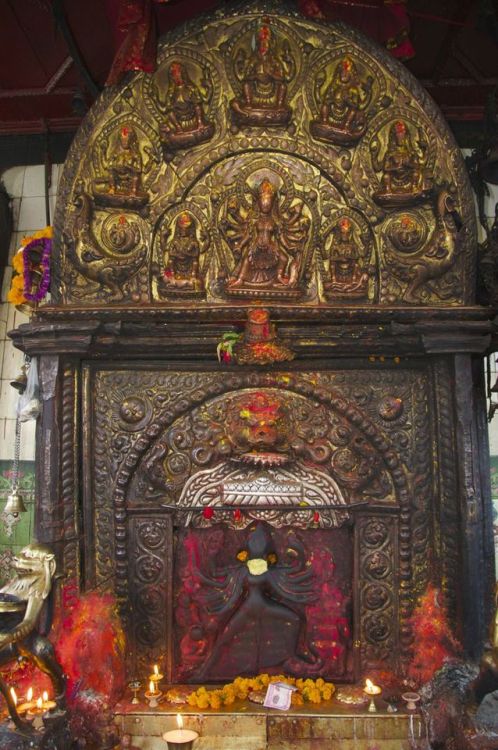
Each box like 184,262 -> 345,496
407,585 -> 461,685
54,586 -> 126,704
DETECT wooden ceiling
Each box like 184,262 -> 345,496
0,0 -> 496,137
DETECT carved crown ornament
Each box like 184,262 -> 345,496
51,1 -> 476,312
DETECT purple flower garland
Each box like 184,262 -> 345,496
22,237 -> 52,302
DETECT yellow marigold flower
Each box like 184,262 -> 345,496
187,694 -> 198,707
316,678 -> 324,688
322,688 -> 332,701
210,696 -> 221,710
236,550 -> 248,562
291,693 -> 304,707
12,253 -> 24,273
267,553 -> 277,565
12,274 -> 25,290
7,288 -> 26,305
197,696 -> 209,710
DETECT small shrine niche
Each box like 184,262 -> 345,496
12,0 -> 495,717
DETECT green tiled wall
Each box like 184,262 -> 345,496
0,459 -> 35,584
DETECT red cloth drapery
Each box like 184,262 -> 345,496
298,0 -> 414,60
105,0 -> 414,87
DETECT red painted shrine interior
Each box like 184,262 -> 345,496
173,524 -> 353,682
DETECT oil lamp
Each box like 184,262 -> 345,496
145,679 -> 162,708
163,713 -> 199,749
363,678 -> 382,712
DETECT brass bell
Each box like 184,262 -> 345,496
10,365 -> 27,394
4,489 -> 27,516
479,142 -> 498,185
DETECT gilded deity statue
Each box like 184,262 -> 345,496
371,120 -> 431,207
157,211 -> 208,299
311,57 -> 373,146
93,124 -> 148,209
324,217 -> 369,300
158,61 -> 214,157
223,179 -> 309,300
231,24 -> 294,127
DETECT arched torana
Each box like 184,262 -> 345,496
53,0 -> 475,309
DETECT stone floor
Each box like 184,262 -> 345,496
114,699 -> 427,750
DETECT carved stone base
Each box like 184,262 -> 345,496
160,122 -> 215,159
156,279 -> 205,301
323,285 -> 369,301
372,187 -> 431,208
92,187 -> 149,211
230,102 -> 292,128
225,284 -> 302,301
310,120 -> 365,147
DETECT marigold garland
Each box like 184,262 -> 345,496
7,226 -> 53,306
168,674 -> 335,710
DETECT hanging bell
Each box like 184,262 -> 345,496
10,365 -> 27,394
4,489 -> 27,516
479,142 -> 498,185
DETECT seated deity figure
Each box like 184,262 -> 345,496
371,120 -> 431,206
158,211 -> 207,297
159,61 -> 214,155
324,217 -> 369,300
311,57 -> 373,145
231,24 -> 294,127
223,179 -> 309,299
93,124 -> 148,209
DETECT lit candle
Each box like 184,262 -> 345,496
42,690 -> 56,711
144,679 -> 162,708
364,678 -> 382,713
10,688 -> 17,707
32,697 -> 45,730
20,687 -> 37,717
163,714 -> 199,749
149,663 -> 163,687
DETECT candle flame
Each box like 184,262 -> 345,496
177,714 -> 183,730
149,680 -> 156,694
10,688 -> 17,706
27,687 -> 33,702
42,691 -> 48,703
36,697 -> 43,709
153,664 -> 159,675
365,678 -> 373,690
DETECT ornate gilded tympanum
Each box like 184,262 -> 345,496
156,60 -> 214,159
156,210 -> 208,299
93,124 -> 148,210
54,1 -> 475,308
310,57 -> 373,146
230,22 -> 294,128
371,119 -> 432,206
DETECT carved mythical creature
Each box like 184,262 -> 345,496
385,188 -> 462,304
158,61 -> 214,156
371,120 -> 431,206
93,124 -> 148,209
231,24 -> 294,127
311,57 -> 373,146
223,179 -> 309,300
0,544 -> 65,732
191,523 -> 321,680
324,217 -> 370,300
65,194 -> 147,301
158,211 -> 208,298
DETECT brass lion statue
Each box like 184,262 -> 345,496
0,543 -> 65,732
